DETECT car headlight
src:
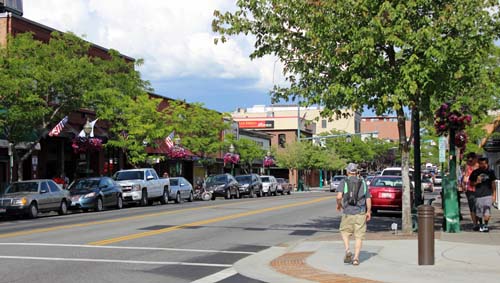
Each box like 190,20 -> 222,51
14,197 -> 27,205
132,184 -> 141,191
242,184 -> 249,188
84,192 -> 96,198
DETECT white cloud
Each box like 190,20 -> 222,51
23,0 -> 285,91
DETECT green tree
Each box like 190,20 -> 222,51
88,51 -> 168,167
235,138 -> 265,174
213,1 -> 499,233
162,100 -> 230,174
0,32 -> 102,179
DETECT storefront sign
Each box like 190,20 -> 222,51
238,120 -> 274,129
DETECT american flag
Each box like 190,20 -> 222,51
48,116 -> 68,137
165,131 -> 175,149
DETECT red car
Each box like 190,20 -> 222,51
369,176 -> 413,214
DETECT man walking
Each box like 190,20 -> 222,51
462,152 -> 479,230
470,157 -> 497,232
336,163 -> 371,266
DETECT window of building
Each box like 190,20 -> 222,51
278,134 -> 286,148
321,119 -> 327,129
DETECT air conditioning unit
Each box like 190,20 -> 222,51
0,0 -> 23,16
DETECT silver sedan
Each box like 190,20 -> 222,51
168,177 -> 194,203
0,179 -> 70,218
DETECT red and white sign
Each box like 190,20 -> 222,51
238,120 -> 274,129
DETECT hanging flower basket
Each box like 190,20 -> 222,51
72,137 -> 103,153
168,147 -> 188,159
434,103 -> 472,150
223,153 -> 240,165
434,103 -> 472,135
263,156 -> 275,167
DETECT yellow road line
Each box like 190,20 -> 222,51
88,196 -> 334,246
0,199 -> 262,239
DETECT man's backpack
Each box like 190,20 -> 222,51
343,177 -> 367,206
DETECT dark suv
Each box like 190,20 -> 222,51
205,174 -> 241,200
235,174 -> 263,198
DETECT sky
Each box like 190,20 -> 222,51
22,0 -> 286,113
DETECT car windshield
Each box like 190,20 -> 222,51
6,182 -> 38,193
235,176 -> 251,184
206,175 -> 226,185
422,178 -> 432,183
170,179 -> 179,186
261,177 -> 270,182
69,179 -> 100,191
371,177 -> 403,188
333,176 -> 345,181
276,178 -> 285,183
114,171 -> 144,181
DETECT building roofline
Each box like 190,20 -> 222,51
1,12 -> 136,62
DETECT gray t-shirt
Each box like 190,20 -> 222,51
339,176 -> 371,215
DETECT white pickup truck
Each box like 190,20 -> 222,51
113,168 -> 170,206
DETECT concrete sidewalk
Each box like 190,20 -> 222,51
234,193 -> 500,282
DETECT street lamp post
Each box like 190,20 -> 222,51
174,137 -> 181,176
229,144 -> 235,176
266,151 -> 271,175
83,119 -> 92,176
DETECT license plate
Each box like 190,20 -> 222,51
380,192 -> 393,198
0,208 -> 6,213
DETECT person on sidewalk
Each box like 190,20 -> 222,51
336,163 -> 371,266
470,157 -> 497,232
462,152 -> 479,230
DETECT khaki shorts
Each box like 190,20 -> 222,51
340,214 -> 367,240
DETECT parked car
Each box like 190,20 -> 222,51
330,175 -> 346,192
204,174 -> 240,200
365,175 -> 375,186
0,179 -> 70,218
68,177 -> 123,212
168,177 -> 194,203
235,174 -> 263,198
381,167 -> 415,187
113,168 -> 170,206
369,176 -> 413,214
260,175 -> 278,196
434,174 -> 442,186
421,176 -> 434,193
276,178 -> 292,195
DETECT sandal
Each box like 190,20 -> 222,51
343,251 -> 353,263
352,259 -> 360,266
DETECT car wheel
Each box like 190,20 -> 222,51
235,189 -> 241,199
287,191 -> 291,195
28,202 -> 38,219
188,191 -> 194,202
95,197 -> 103,212
250,188 -> 255,198
58,200 -> 68,215
225,189 -> 231,199
116,195 -> 123,209
211,194 -> 216,201
140,190 -> 148,206
175,192 -> 181,204
257,190 -> 262,197
160,189 -> 169,205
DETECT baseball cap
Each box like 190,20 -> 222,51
346,163 -> 358,173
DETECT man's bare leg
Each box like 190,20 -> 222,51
354,238 -> 362,261
341,233 -> 350,252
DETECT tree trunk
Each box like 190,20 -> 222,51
397,108 -> 412,234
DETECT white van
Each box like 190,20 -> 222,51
381,167 -> 415,186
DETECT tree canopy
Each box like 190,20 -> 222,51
213,0 -> 500,233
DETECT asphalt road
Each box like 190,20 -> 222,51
0,190 -> 436,283
0,192 -> 338,283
